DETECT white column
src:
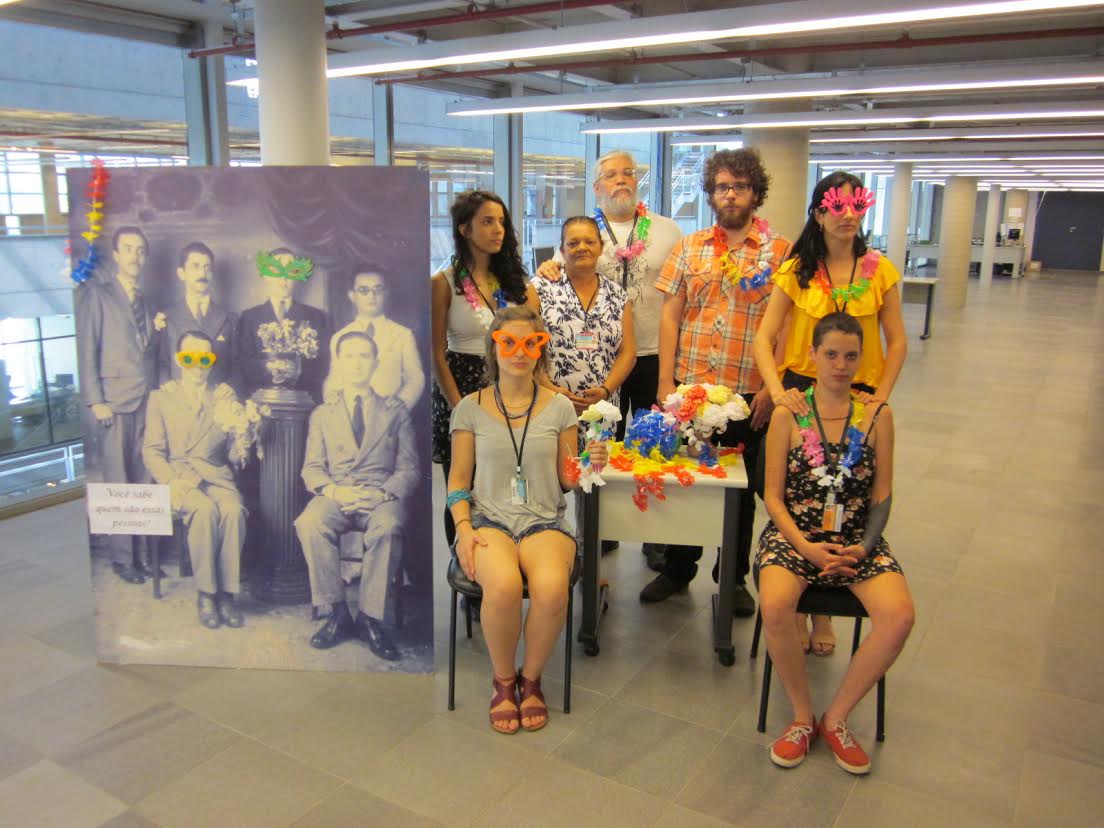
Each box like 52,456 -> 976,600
886,162 -> 912,273
978,183 -> 1002,287
1023,191 -> 1041,273
938,176 -> 979,309
742,103 -> 810,242
253,0 -> 330,165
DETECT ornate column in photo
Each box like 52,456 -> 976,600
886,162 -> 913,274
979,183 -> 1002,288
741,104 -> 810,242
252,0 -> 329,602
937,175 -> 979,309
254,386 -> 315,604
253,0 -> 330,165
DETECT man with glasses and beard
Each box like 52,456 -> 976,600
641,149 -> 791,616
536,149 -> 681,562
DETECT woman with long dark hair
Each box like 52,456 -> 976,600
432,191 -> 537,546
753,171 -> 907,657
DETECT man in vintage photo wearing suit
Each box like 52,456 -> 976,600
156,241 -> 239,389
76,225 -> 160,585
328,268 -> 425,409
295,330 -> 418,661
143,330 -> 248,629
238,247 -> 330,402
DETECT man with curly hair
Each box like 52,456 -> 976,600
641,149 -> 792,614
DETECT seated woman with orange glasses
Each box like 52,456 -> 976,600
448,306 -> 607,734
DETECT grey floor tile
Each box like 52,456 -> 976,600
0,760 -> 127,828
1038,642 -> 1104,706
551,699 -> 723,798
289,783 -> 444,827
676,733 -> 854,827
133,738 -> 342,828
912,617 -> 1045,687
96,810 -> 165,828
32,613 -> 97,660
1029,693 -> 1104,769
0,730 -> 42,782
473,756 -> 666,828
0,631 -> 91,705
0,664 -> 164,756
652,804 -> 735,828
56,702 -> 241,804
1015,751 -> 1104,826
837,778 -> 1014,827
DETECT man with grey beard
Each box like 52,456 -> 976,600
537,149 -> 681,563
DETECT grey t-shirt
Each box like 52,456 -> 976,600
449,390 -> 578,538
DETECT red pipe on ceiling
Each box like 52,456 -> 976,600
377,25 -> 1104,84
188,0 -> 623,59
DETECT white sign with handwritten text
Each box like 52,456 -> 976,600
87,483 -> 173,536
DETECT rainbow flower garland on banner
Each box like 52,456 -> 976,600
814,250 -> 880,306
564,400 -> 622,493
454,258 -> 507,329
714,216 -> 776,292
70,160 -> 110,284
661,383 -> 750,466
594,201 -> 651,262
795,387 -> 865,489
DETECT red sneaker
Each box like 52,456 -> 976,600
770,719 -> 817,768
819,717 -> 871,775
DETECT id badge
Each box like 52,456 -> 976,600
575,330 -> 598,350
820,504 -> 843,533
510,475 -> 529,506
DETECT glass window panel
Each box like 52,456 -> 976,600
10,193 -> 44,214
0,339 -> 49,454
523,111 -> 586,268
39,315 -> 75,339
7,171 -> 41,193
42,336 -> 80,443
0,318 -> 39,344
672,144 -> 710,235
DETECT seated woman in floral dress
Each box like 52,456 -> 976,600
757,311 -> 914,775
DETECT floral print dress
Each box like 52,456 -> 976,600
535,275 -> 628,408
755,437 -> 902,587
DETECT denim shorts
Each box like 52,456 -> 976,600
470,513 -> 577,547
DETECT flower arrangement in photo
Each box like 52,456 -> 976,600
213,397 -> 271,466
661,383 -> 750,465
565,399 -> 622,493
257,318 -> 320,359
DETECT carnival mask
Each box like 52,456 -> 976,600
492,330 -> 549,359
177,350 -> 217,368
256,251 -> 314,281
820,186 -> 876,218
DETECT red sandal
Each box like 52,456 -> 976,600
516,670 -> 549,732
489,674 -> 520,735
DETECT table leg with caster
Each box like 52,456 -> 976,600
579,487 -> 606,657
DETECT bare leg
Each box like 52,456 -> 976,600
760,566 -> 814,724
823,573 -> 915,727
795,613 -> 811,653
471,528 -> 524,733
810,614 -> 836,656
517,530 -> 576,729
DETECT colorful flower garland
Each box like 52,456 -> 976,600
714,216 -> 776,291
454,257 -> 507,329
571,400 -> 622,493
594,201 -> 651,262
795,386 -> 866,489
70,160 -> 110,284
661,383 -> 750,465
814,250 -> 880,307
609,442 -> 740,512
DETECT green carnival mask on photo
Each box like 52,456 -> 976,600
256,251 -> 314,282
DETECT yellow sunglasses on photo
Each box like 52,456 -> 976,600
176,350 -> 217,368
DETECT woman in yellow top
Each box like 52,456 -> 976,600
754,170 -> 907,656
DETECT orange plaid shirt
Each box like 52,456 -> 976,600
655,221 -> 791,394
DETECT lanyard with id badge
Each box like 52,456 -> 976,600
494,381 -> 537,506
571,280 -> 600,351
811,398 -> 853,534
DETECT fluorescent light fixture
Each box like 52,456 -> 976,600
230,0 -> 1104,82
671,140 -> 745,149
812,130 -> 1104,143
928,109 -> 1104,122
446,64 -> 1104,117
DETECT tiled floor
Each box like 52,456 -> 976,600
2,269 -> 1103,827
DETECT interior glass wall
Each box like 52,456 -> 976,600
523,112 -> 587,270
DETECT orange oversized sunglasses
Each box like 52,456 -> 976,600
491,330 -> 549,359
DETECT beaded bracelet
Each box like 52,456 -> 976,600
446,489 -> 472,509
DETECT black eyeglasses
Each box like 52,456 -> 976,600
713,182 -> 752,196
353,285 -> 386,296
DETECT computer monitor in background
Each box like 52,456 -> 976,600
1008,228 -> 1021,241
53,373 -> 74,388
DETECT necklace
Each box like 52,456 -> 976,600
594,201 -> 651,266
795,386 -> 866,490
495,384 -> 536,420
813,250 -> 879,310
714,217 -> 776,291
454,257 -> 508,329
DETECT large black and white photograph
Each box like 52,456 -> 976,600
70,165 -> 433,672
